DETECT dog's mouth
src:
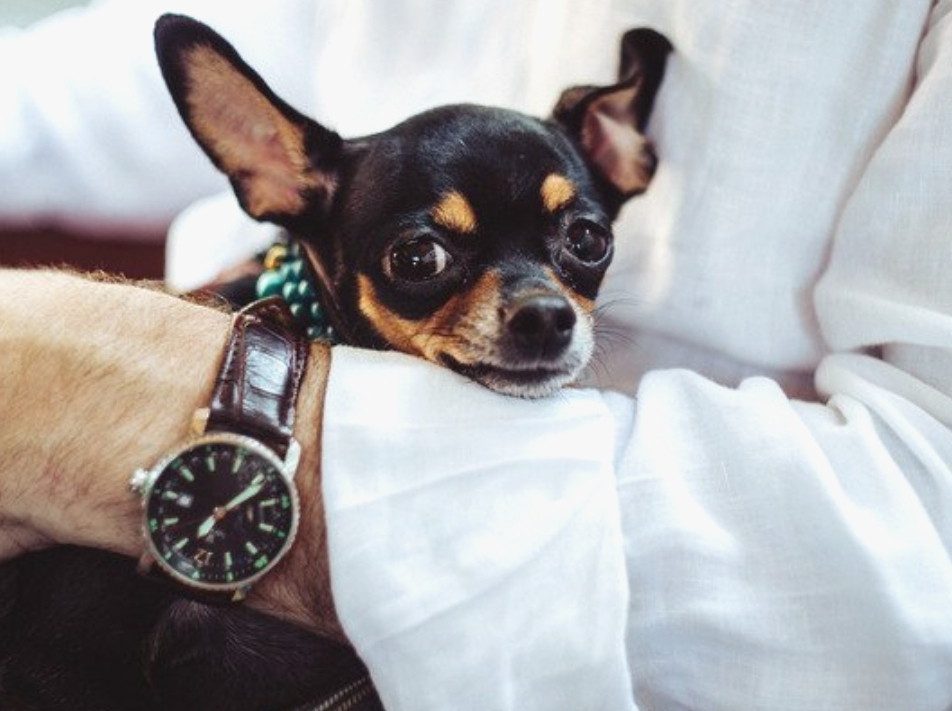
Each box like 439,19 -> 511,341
440,355 -> 580,399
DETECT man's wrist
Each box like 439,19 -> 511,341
246,343 -> 344,640
0,269 -> 340,636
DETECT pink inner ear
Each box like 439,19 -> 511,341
581,87 -> 654,196
233,120 -> 314,217
183,44 -> 323,219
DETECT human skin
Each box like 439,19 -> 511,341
0,269 -> 344,641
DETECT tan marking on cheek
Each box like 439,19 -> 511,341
431,190 -> 478,234
357,272 -> 503,365
540,173 -> 577,213
426,271 -> 504,364
544,266 -> 595,313
357,274 -> 420,354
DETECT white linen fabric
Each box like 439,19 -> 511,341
3,1 -> 952,710
0,0 -> 316,234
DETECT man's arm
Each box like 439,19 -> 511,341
0,269 -> 341,639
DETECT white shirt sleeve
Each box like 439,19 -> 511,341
322,358 -> 952,711
322,348 -> 636,711
0,0 -> 316,232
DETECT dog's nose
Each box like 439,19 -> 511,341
504,293 -> 576,359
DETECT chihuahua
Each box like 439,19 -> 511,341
0,14 -> 670,711
157,13 -> 670,397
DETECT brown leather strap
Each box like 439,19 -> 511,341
207,297 -> 309,458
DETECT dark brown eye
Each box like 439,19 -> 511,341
564,220 -> 611,264
388,237 -> 452,282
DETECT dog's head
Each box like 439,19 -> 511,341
155,15 -> 670,397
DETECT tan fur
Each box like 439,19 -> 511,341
431,190 -> 478,234
540,174 -> 577,213
357,272 -> 503,364
184,45 -> 327,218
581,85 -> 655,195
544,266 -> 595,314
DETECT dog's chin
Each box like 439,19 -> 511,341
441,356 -> 582,399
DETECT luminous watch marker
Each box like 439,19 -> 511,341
224,552 -> 233,569
162,491 -> 179,501
255,556 -> 269,570
205,455 -> 216,472
179,468 -> 195,483
245,542 -> 259,555
259,498 -> 278,507
173,538 -> 189,551
232,451 -> 245,474
258,522 -> 275,533
163,517 -> 180,526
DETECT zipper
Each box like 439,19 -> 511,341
287,674 -> 381,711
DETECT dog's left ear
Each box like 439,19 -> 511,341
553,28 -> 672,206
154,14 -> 343,230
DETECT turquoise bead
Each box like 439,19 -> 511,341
286,259 -> 304,280
256,270 -> 285,298
281,280 -> 299,303
255,240 -> 339,344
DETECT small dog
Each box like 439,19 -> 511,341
0,14 -> 670,711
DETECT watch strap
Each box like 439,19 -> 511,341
206,297 -> 310,458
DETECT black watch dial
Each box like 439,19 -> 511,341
143,437 -> 298,589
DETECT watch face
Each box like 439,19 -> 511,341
142,435 -> 299,591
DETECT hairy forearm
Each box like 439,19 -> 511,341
0,269 -> 338,635
0,270 -> 229,557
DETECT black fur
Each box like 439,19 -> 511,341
0,15 -> 670,711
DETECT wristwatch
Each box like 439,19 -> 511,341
130,298 -> 310,603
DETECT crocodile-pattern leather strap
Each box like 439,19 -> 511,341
206,297 -> 310,458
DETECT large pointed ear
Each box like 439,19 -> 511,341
553,28 -> 672,207
154,14 -> 343,229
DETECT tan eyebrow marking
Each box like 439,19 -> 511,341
540,173 -> 577,213
431,190 -> 478,234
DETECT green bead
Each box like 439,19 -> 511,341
309,301 -> 324,320
281,281 -> 299,303
286,259 -> 304,280
296,279 -> 315,300
256,270 -> 284,298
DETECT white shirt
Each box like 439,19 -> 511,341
2,1 -> 951,709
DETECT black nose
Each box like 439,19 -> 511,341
504,293 -> 576,359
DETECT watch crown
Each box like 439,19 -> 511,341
129,468 -> 149,494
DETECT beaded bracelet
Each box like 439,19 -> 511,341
254,241 -> 338,343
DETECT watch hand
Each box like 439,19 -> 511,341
221,474 -> 266,512
197,514 -> 217,539
196,474 -> 267,538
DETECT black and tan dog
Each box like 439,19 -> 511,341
0,14 -> 670,711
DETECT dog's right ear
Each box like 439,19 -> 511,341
154,14 -> 343,230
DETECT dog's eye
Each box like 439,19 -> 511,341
388,237 -> 452,282
564,220 -> 611,264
